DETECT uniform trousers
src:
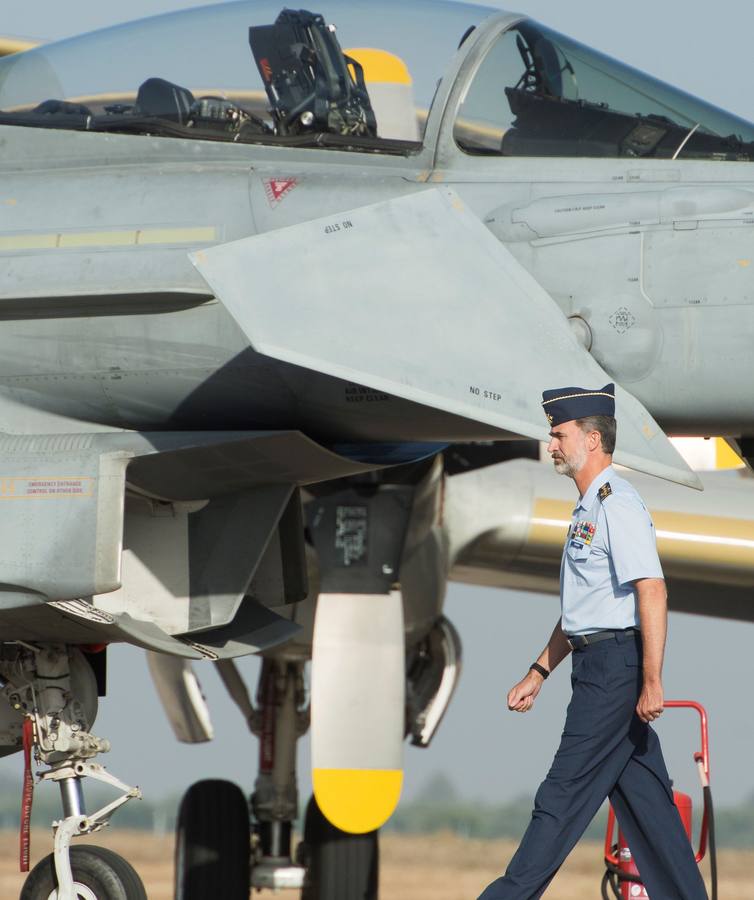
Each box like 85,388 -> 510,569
478,631 -> 708,900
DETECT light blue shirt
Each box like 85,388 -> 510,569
560,464 -> 664,636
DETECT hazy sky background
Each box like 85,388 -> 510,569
1,0 -> 753,820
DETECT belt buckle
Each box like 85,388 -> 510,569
567,636 -> 577,651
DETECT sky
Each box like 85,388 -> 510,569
1,0 -> 754,825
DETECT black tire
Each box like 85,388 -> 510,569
175,779 -> 250,900
301,796 -> 378,900
21,844 -> 147,899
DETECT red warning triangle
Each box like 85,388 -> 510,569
264,177 -> 298,204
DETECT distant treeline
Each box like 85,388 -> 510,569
386,774 -> 754,849
0,771 -> 179,833
386,773 -> 605,842
1,770 -> 754,848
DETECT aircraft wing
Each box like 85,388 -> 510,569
191,188 -> 700,490
446,459 -> 754,620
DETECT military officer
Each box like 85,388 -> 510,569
477,384 -> 708,900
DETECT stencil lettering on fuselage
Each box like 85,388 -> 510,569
344,385 -> 389,403
0,476 -> 94,499
334,506 -> 368,566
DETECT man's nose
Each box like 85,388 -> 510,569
547,438 -> 557,453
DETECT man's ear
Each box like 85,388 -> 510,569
588,430 -> 601,452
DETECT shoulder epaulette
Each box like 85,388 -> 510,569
598,482 -> 612,501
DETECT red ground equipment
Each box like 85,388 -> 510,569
601,701 -> 717,900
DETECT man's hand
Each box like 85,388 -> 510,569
508,619 -> 569,714
507,670 -> 544,713
636,678 -> 664,723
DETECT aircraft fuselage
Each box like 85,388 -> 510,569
1,124 -> 754,441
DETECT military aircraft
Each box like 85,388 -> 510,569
2,0 -> 754,897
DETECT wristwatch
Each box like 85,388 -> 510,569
530,662 -> 550,680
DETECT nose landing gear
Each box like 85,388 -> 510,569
1,643 -> 144,900
21,845 -> 146,900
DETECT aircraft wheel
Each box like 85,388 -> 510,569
174,779 -> 250,900
301,796 -> 378,900
20,844 -> 146,899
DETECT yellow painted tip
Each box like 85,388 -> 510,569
0,37 -> 39,57
313,768 -> 403,833
344,48 -> 412,85
715,437 -> 744,470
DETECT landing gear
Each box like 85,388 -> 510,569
301,797 -> 379,900
248,659 -> 309,889
0,643 -> 142,900
175,657 -> 310,893
174,779 -> 250,899
21,845 -> 146,900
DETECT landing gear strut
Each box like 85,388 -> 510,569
0,643 -> 143,900
175,649 -> 392,898
248,659 -> 309,888
175,657 -> 310,894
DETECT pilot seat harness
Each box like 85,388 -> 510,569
601,701 -> 717,900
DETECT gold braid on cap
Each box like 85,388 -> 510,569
541,390 -> 615,407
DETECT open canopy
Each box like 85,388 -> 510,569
0,0 -> 493,145
2,1 -> 754,161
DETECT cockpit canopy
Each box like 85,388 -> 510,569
455,19 -> 754,161
0,0 -> 492,149
1,1 -> 753,162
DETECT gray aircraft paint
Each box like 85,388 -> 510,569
191,187 -> 697,485
0,10 -> 750,449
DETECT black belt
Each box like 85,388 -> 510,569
567,629 -> 640,651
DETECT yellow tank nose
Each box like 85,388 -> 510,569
313,767 -> 403,834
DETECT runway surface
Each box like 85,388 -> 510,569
0,830 -> 748,898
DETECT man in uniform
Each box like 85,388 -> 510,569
478,384 -> 708,900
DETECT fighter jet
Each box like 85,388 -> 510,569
1,0 -> 754,897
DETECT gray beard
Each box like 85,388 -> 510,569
553,445 -> 587,478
